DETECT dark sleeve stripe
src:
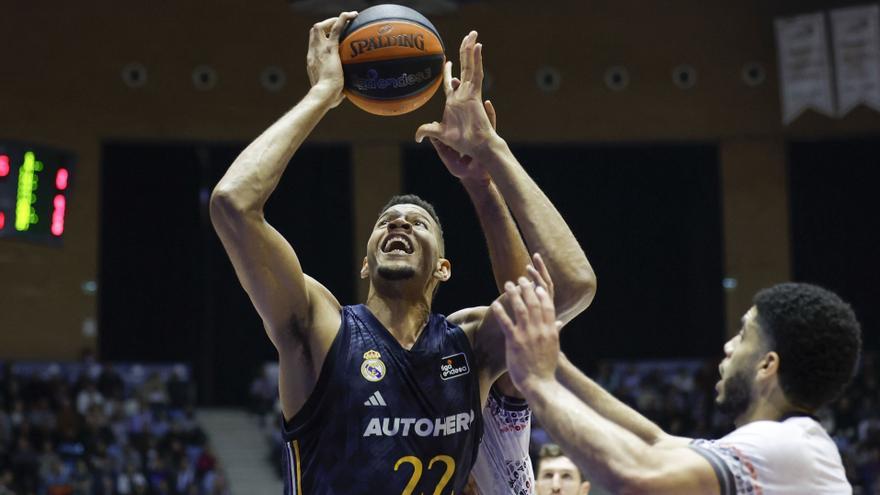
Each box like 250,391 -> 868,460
489,386 -> 530,412
689,445 -> 737,495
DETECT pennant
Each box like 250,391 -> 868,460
775,13 -> 836,124
830,4 -> 880,115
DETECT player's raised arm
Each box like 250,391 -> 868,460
416,32 -> 595,325
209,14 -> 355,350
492,281 -> 719,495
556,354 -> 673,446
429,80 -> 530,293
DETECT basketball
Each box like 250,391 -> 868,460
339,4 -> 445,116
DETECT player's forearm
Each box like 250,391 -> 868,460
212,85 -> 338,212
557,355 -> 667,445
476,137 -> 596,322
461,178 -> 530,292
521,378 -> 663,493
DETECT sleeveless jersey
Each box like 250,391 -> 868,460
282,304 -> 484,495
470,387 -> 535,495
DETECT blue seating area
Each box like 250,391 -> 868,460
0,361 -> 229,495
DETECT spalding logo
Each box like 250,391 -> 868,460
349,33 -> 426,58
440,353 -> 469,380
378,24 -> 393,35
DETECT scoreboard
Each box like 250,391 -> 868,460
0,142 -> 75,245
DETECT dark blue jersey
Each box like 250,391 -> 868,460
282,304 -> 484,495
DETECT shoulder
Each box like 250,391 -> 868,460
692,419 -> 844,493
447,306 -> 490,341
448,306 -> 489,327
719,418 -> 830,454
710,420 -> 811,461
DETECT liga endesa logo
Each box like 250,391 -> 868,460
351,68 -> 433,92
440,353 -> 469,380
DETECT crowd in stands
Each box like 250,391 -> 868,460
0,357 -> 231,495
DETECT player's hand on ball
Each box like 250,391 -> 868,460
430,99 -> 497,184
416,31 -> 498,161
491,276 -> 562,392
307,11 -> 357,107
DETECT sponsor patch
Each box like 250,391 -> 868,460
361,350 -> 386,383
363,410 -> 476,437
440,352 -> 469,380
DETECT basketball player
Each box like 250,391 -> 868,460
210,11 -> 595,494
493,279 -> 861,494
535,444 -> 590,495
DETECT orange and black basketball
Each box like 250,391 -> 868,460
340,4 -> 445,116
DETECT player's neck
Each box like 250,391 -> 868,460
734,387 -> 802,427
365,292 -> 432,350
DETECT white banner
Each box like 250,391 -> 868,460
831,4 -> 880,115
775,13 -> 836,124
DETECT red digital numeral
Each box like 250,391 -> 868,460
55,168 -> 69,190
51,195 -> 66,236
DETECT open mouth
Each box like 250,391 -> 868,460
381,235 -> 414,255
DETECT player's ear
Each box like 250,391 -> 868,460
360,256 -> 369,279
579,481 -> 591,495
757,351 -> 780,380
434,258 -> 451,282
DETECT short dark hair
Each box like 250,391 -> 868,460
380,194 -> 445,255
754,282 -> 862,410
537,444 -> 584,482
538,443 -> 565,461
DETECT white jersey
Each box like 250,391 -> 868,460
690,416 -> 851,495
470,387 -> 536,495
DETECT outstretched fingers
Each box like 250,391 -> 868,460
505,281 -> 530,329
484,100 -> 496,129
458,32 -> 472,85
518,277 -> 541,314
472,42 -> 484,90
527,253 -> 554,299
442,61 -> 454,95
536,285 -> 556,328
459,31 -> 478,85
490,301 -> 515,338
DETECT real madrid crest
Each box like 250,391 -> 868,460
361,349 -> 386,382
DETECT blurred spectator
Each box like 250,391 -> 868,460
140,374 -> 169,414
535,443 -> 590,495
11,437 -> 38,493
0,361 -> 221,495
0,468 -> 15,495
96,366 -> 124,403
70,459 -> 92,495
167,367 -> 192,411
75,382 -> 103,417
43,455 -> 72,495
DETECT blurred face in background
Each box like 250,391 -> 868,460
536,455 -> 590,495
